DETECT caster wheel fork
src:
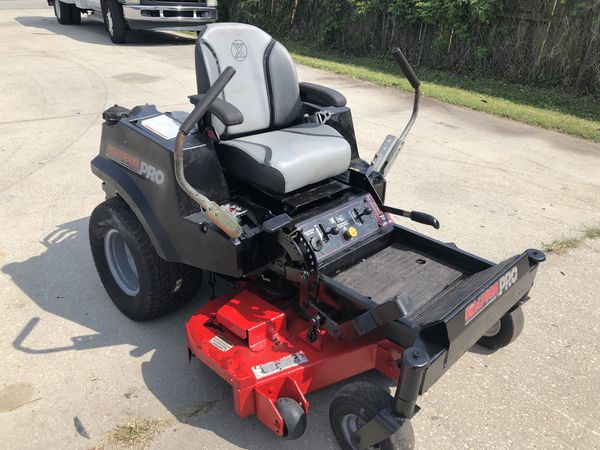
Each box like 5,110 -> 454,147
329,382 -> 415,450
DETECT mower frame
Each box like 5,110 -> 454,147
90,38 -> 545,449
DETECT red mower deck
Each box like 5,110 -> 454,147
186,288 -> 403,436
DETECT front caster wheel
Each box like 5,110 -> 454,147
89,197 -> 202,321
329,382 -> 415,450
477,305 -> 524,350
276,397 -> 307,440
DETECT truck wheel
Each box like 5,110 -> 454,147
53,0 -> 72,24
329,382 -> 415,450
70,4 -> 81,24
89,197 -> 203,321
477,305 -> 524,350
103,0 -> 127,44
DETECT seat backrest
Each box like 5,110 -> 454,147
195,23 -> 301,138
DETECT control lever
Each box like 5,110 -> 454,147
353,205 -> 372,223
384,205 -> 440,229
306,315 -> 322,343
319,223 -> 340,241
367,48 -> 420,178
174,66 -> 243,239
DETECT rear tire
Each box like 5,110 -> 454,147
329,382 -> 415,450
54,0 -> 72,24
477,306 -> 525,350
102,0 -> 127,44
89,197 -> 203,321
69,4 -> 81,24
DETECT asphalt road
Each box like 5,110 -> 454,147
1,3 -> 600,450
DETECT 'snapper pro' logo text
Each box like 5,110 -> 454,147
105,144 -> 164,185
465,266 -> 518,323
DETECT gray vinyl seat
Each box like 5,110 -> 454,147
195,23 -> 351,194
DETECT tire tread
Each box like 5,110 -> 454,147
89,197 -> 202,321
69,4 -> 81,24
54,0 -> 72,24
104,0 -> 127,44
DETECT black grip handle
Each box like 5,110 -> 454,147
392,48 -> 420,90
410,211 -> 440,229
180,66 -> 236,135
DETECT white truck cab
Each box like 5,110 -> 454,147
49,0 -> 217,43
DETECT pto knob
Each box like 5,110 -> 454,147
344,226 -> 358,240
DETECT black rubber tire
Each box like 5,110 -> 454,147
89,197 -> 203,321
69,4 -> 81,24
329,382 -> 415,450
53,0 -> 72,24
100,0 -> 108,30
103,0 -> 127,44
477,305 -> 525,350
276,397 -> 307,440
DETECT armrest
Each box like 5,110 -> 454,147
299,82 -> 347,107
188,94 -> 244,126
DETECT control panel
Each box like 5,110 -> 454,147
296,194 -> 392,262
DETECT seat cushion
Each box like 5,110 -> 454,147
218,123 -> 351,194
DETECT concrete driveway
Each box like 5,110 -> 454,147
1,2 -> 600,449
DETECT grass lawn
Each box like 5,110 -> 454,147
284,41 -> 600,143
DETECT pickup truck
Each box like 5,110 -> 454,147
48,0 -> 218,43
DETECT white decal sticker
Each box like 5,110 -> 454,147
209,335 -> 234,352
251,352 -> 308,379
141,114 -> 181,140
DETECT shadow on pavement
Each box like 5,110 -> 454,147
468,344 -> 496,356
2,218 -> 393,448
15,15 -> 195,47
